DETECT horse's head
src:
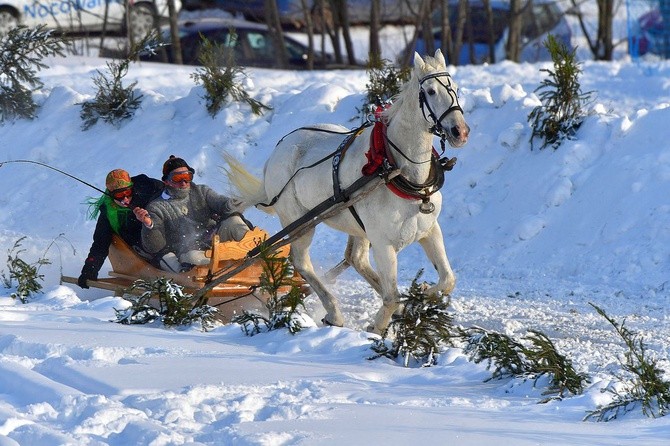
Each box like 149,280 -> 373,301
414,50 -> 470,148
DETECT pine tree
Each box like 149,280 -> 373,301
0,25 -> 67,122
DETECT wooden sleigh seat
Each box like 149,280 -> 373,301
62,227 -> 306,321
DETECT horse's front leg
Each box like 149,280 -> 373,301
367,243 -> 400,334
418,222 -> 456,296
290,228 -> 346,327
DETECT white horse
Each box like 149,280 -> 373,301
227,50 -> 469,334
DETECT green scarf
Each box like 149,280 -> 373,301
86,193 -> 132,235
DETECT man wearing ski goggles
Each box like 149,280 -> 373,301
139,155 -> 253,272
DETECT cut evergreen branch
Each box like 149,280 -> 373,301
524,330 -> 588,400
79,33 -> 160,130
462,326 -> 587,400
528,34 -> 593,150
362,54 -> 410,117
115,277 -> 217,330
461,326 -> 528,380
232,241 -> 307,335
1,236 -> 50,303
0,25 -> 67,122
191,32 -> 271,117
585,303 -> 670,421
369,269 -> 456,367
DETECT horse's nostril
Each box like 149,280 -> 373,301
451,126 -> 461,138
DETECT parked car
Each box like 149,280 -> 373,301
0,0 -> 180,40
629,7 -> 670,58
400,0 -> 571,66
181,0 -> 423,28
143,18 -> 337,69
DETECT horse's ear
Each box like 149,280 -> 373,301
414,52 -> 426,70
435,49 -> 446,67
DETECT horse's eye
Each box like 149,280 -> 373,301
427,88 -> 436,96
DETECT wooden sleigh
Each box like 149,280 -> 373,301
61,227 -> 307,321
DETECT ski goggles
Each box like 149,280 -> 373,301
111,187 -> 132,200
167,171 -> 193,184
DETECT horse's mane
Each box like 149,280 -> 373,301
383,53 -> 445,124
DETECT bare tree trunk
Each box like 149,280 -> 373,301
482,0 -> 495,62
369,0 -> 382,60
300,0 -> 315,69
421,0 -> 435,56
167,0 -> 182,64
331,0 -> 356,65
401,0 -> 433,66
596,0 -> 613,60
438,0 -> 454,64
506,0 -> 522,62
264,0 -> 288,69
452,0 -> 468,65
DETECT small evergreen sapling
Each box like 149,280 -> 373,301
0,25 -> 67,123
191,32 -> 271,117
370,270 -> 456,367
1,236 -> 50,303
585,304 -> 670,421
80,33 -> 161,130
528,34 -> 593,150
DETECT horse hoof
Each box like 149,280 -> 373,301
321,318 -> 343,328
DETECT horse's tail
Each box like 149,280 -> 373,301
222,152 -> 274,215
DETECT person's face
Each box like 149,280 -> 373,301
165,167 -> 193,190
111,187 -> 132,207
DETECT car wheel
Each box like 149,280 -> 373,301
128,3 -> 156,43
0,7 -> 19,37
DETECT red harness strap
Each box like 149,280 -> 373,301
362,117 -> 435,200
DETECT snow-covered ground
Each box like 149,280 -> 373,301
1,7 -> 670,444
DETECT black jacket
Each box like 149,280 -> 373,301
80,174 -> 164,278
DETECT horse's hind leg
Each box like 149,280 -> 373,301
291,228 -> 345,327
418,223 -> 456,295
345,236 -> 382,294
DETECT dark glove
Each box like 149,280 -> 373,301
78,259 -> 98,289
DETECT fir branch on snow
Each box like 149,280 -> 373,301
0,25 -> 67,122
461,326 -> 588,401
232,241 -> 308,336
115,277 -> 218,330
585,304 -> 670,421
369,270 -> 457,367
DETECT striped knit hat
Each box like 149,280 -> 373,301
105,169 -> 133,192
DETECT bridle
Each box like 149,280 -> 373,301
418,71 -> 463,142
383,71 -> 462,167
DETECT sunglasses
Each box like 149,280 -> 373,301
111,188 -> 132,201
168,171 -> 193,184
